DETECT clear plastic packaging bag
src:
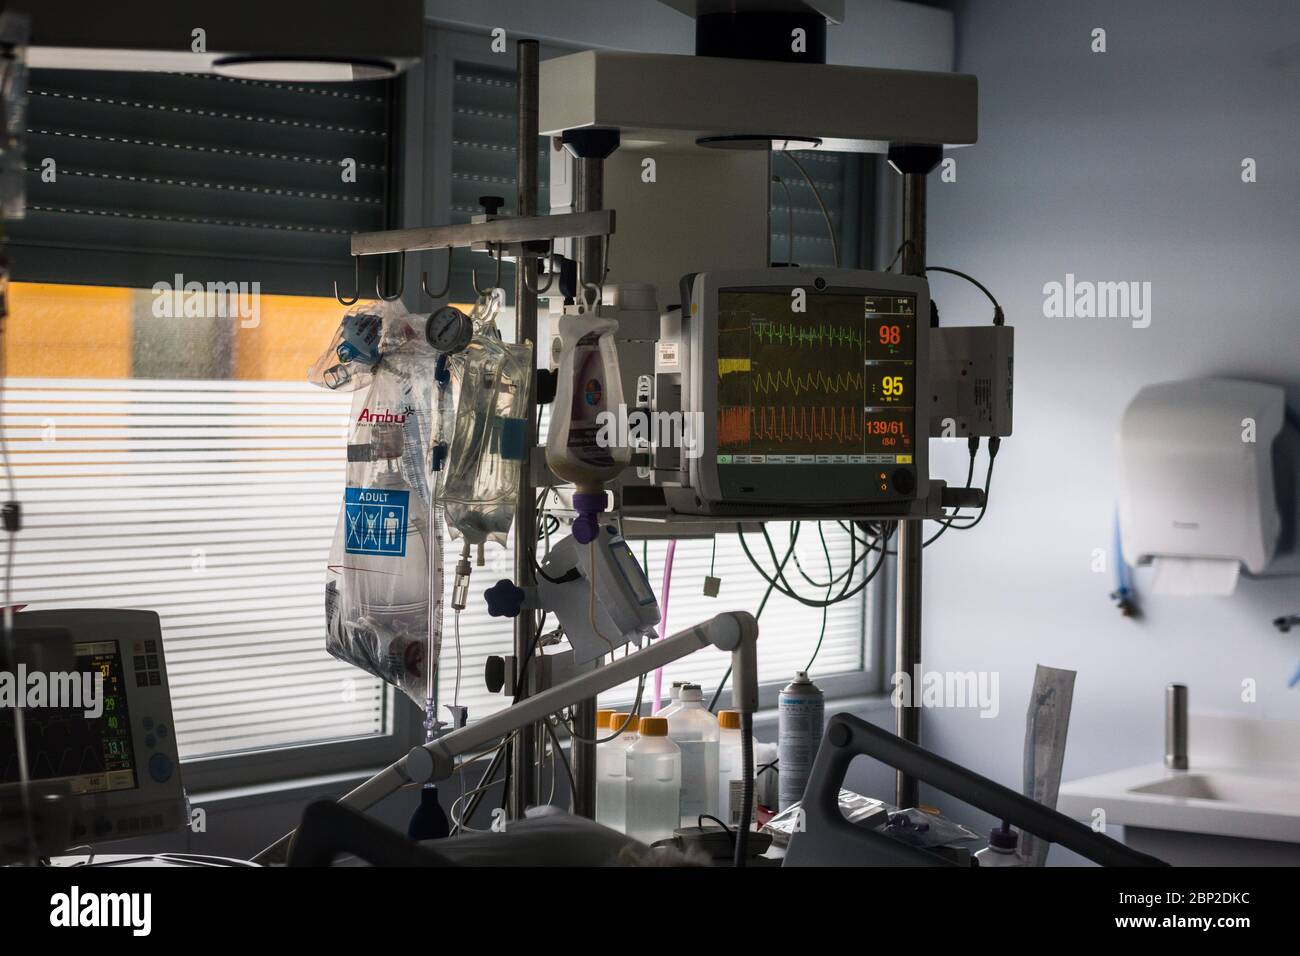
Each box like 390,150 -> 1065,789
309,301 -> 387,392
317,305 -> 441,705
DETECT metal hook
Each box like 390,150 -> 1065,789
375,250 -> 406,301
334,255 -> 361,306
471,243 -> 503,298
522,238 -> 557,295
420,246 -> 453,299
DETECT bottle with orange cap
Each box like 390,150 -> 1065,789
595,711 -> 639,833
624,716 -> 681,844
716,709 -> 754,827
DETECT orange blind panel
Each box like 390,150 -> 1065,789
5,283 -> 134,378
4,282 -> 353,382
231,294 -> 346,382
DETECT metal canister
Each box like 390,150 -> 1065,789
778,671 -> 825,811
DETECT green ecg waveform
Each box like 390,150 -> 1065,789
751,368 -> 864,396
752,322 -> 863,349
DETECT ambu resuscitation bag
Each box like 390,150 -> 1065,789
315,301 -> 439,705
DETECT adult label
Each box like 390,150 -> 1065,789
344,487 -> 409,556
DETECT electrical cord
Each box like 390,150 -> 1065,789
922,436 -> 980,547
739,522 -> 885,608
883,242 -> 1004,325
772,175 -> 796,266
708,526 -> 801,713
941,437 -> 1000,531
781,151 -> 839,268
925,266 -> 1004,325
805,522 -> 833,672
543,718 -> 576,811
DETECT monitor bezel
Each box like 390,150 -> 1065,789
688,268 -> 930,509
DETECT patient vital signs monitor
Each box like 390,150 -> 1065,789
664,269 -> 929,515
2,609 -> 187,844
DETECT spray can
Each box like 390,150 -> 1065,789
778,671 -> 824,811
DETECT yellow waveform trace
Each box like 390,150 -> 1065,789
752,368 -> 864,396
717,358 -> 752,375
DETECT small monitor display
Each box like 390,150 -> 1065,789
715,290 -> 917,466
0,640 -> 138,794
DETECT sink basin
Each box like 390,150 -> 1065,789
1129,773 -> 1299,812
1059,764 -> 1300,843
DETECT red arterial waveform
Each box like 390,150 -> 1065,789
719,406 -> 864,445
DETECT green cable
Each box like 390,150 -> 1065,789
708,522 -> 799,712
806,522 -> 832,672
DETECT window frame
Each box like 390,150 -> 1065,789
171,59 -> 426,792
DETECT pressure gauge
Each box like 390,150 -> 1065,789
425,305 -> 473,354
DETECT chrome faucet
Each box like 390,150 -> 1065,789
1165,683 -> 1188,770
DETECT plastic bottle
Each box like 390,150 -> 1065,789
975,824 -> 1027,867
778,671 -> 824,811
545,312 -> 629,544
624,717 -> 681,845
594,711 -> 623,831
717,710 -> 753,828
665,683 -> 719,826
654,681 -> 685,717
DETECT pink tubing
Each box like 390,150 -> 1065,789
654,539 -> 677,712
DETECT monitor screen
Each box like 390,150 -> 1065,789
0,639 -> 138,794
715,289 -> 917,465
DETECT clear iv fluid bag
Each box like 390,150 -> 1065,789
442,334 -> 532,547
546,313 -> 629,492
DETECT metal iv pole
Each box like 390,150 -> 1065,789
508,38 -> 540,818
888,143 -> 942,810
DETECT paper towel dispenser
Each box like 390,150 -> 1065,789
1118,379 -> 1285,594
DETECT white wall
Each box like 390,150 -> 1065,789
918,0 -> 1300,859
425,0 -> 953,69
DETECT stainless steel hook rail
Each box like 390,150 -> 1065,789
348,209 -> 614,258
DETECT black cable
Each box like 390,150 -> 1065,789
790,521 -> 858,588
740,523 -> 885,608
805,522 -> 833,672
923,436 -> 980,547
733,711 -> 755,868
707,525 -> 799,713
698,813 -> 732,833
942,437 -> 1001,532
543,718 -> 576,810
924,266 -> 1004,324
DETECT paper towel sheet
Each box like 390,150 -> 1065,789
1150,557 -> 1241,596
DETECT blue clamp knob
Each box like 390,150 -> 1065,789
485,579 -> 526,618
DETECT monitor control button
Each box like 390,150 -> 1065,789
891,468 -> 915,496
149,753 -> 173,783
145,734 -> 157,749
142,716 -> 154,730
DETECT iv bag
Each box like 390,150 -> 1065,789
441,332 -> 533,546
